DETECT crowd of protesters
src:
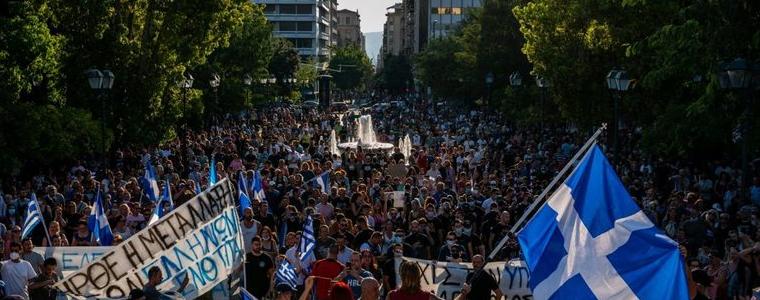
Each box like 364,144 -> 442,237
0,94 -> 758,300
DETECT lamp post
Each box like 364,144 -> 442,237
85,68 -> 115,172
485,72 -> 494,107
243,74 -> 253,105
605,68 -> 631,161
177,73 -> 194,130
209,73 -> 221,125
433,20 -> 438,39
535,76 -> 551,133
718,58 -> 758,191
509,71 -> 522,88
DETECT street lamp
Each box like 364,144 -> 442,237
606,68 -> 631,160
535,76 -> 551,132
433,20 -> 438,39
485,72 -> 494,106
718,58 -> 757,191
509,72 -> 522,87
85,68 -> 115,172
209,73 -> 221,125
243,73 -> 253,106
177,73 -> 194,127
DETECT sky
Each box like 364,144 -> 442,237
338,0 -> 398,33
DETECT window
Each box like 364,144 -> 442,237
287,38 -> 313,48
345,16 -> 351,24
279,21 -> 297,31
296,4 -> 312,14
279,4 -> 296,14
297,22 -> 313,31
263,4 -> 275,13
451,7 -> 462,15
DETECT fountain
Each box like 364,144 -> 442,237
338,115 -> 394,150
329,130 -> 340,155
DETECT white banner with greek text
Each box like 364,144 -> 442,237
53,179 -> 244,299
395,257 -> 532,300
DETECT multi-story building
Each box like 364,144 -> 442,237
253,0 -> 338,62
427,0 -> 482,39
336,9 -> 365,51
381,3 -> 405,57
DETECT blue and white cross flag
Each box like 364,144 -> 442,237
518,145 -> 688,300
315,171 -> 330,195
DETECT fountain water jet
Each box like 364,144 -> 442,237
338,115 -> 394,150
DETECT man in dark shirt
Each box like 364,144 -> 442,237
245,236 -> 274,298
459,255 -> 502,300
29,258 -> 59,300
142,266 -> 189,300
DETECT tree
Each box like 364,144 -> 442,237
329,45 -> 373,91
379,54 -> 413,94
269,38 -> 301,95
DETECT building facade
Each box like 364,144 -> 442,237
381,3 -> 405,58
253,0 -> 338,62
427,0 -> 482,39
336,9 -> 365,51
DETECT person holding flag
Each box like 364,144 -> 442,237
141,160 -> 160,202
251,170 -> 266,201
148,181 -> 174,225
239,171 -> 252,216
20,193 -> 50,245
87,187 -> 114,246
273,257 -> 299,300
209,157 -> 218,186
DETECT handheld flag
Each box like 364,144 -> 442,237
149,182 -> 174,225
88,188 -> 114,246
274,259 -> 298,291
240,288 -> 259,300
238,171 -> 252,217
209,157 -> 217,186
517,145 -> 688,300
142,161 -> 160,202
251,171 -> 266,201
299,215 -> 316,265
21,193 -> 43,240
194,180 -> 202,194
315,171 -> 330,195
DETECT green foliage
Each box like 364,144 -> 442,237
329,45 -> 373,91
269,38 -> 301,96
0,0 -> 276,177
514,0 -> 760,157
378,54 -> 414,94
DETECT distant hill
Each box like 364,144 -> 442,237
363,31 -> 383,66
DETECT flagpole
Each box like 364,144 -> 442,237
487,124 -> 607,261
35,194 -> 53,246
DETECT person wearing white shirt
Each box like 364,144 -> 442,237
1,242 -> 37,300
286,233 -> 315,287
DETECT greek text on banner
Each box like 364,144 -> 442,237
395,257 -> 532,300
53,179 -> 244,299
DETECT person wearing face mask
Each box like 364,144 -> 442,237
437,232 -> 467,263
241,207 -> 261,254
382,244 -> 405,292
0,242 -> 37,300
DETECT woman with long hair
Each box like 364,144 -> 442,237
386,261 -> 441,300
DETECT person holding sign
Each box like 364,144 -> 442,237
386,261 -> 442,300
142,266 -> 189,300
455,255 -> 502,300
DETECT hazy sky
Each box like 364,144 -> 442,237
338,0 -> 398,33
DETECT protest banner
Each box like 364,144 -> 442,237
386,191 -> 406,208
34,247 -> 111,278
395,257 -> 532,300
53,179 -> 245,299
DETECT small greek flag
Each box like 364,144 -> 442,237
21,193 -> 43,240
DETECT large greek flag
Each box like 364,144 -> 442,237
21,193 -> 43,240
142,161 -> 160,202
274,260 -> 298,290
518,145 -> 688,300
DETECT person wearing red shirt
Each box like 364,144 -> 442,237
311,245 -> 345,300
